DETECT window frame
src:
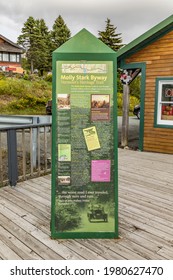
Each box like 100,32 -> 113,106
10,53 -> 17,62
2,53 -> 9,62
0,52 -> 20,62
155,77 -> 173,127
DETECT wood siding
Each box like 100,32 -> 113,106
125,30 -> 173,153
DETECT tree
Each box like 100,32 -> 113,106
98,18 -> 123,51
17,17 -> 51,74
17,16 -> 36,72
33,19 -> 51,75
51,15 -> 71,51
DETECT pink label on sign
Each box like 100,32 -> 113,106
91,160 -> 111,182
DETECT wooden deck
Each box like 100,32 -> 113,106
0,148 -> 173,260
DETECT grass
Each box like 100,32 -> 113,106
0,75 -> 52,115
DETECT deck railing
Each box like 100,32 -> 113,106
0,123 -> 52,187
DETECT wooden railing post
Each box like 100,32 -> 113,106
7,129 -> 18,187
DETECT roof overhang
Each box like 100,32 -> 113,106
0,34 -> 24,53
117,14 -> 173,64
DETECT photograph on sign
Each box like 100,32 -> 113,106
57,94 -> 71,109
91,94 -> 110,121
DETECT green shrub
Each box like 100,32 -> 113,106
23,73 -> 29,80
0,72 -> 5,80
44,73 -> 52,82
129,95 -> 140,111
0,77 -> 52,114
55,202 -> 81,231
0,79 -> 28,96
117,92 -> 139,114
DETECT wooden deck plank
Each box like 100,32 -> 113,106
0,216 -> 63,260
59,239 -> 106,260
24,179 -> 51,195
93,239 -> 145,260
0,225 -> 41,260
74,239 -> 126,260
0,148 -> 173,259
13,184 -> 50,206
119,194 -> 173,223
119,210 -> 173,243
0,239 -> 22,260
0,205 -> 84,260
2,187 -> 50,215
120,181 -> 173,206
0,189 -> 50,221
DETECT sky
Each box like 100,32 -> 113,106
0,0 -> 173,45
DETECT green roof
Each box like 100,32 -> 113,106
117,14 -> 173,61
53,28 -> 115,54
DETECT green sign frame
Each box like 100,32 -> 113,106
51,29 -> 118,239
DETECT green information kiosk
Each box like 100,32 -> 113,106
51,29 -> 118,239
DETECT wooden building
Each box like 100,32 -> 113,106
117,15 -> 173,154
0,34 -> 24,74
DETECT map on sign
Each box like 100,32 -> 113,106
61,63 -> 107,74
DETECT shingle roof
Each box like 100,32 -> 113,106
0,34 -> 24,53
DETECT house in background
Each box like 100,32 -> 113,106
0,34 -> 24,74
117,14 -> 173,154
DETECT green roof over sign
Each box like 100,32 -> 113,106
117,14 -> 173,61
53,28 -> 115,54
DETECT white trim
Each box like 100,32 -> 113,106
157,79 -> 173,126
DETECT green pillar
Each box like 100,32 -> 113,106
51,28 -> 118,239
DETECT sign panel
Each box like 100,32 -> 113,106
52,60 -> 117,238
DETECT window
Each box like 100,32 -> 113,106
3,53 -> 9,61
0,53 -> 20,62
16,54 -> 20,62
156,78 -> 173,126
10,54 -> 17,62
10,53 -> 20,62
